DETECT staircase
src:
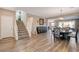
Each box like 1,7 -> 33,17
16,20 -> 29,40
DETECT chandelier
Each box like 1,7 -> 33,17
59,8 -> 64,20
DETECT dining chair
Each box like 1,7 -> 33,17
53,28 -> 62,42
67,29 -> 78,43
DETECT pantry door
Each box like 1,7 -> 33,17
1,15 -> 13,38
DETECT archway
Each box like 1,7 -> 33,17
16,10 -> 24,21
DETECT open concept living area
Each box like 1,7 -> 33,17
0,7 -> 79,52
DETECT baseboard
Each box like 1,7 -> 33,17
0,37 -> 15,40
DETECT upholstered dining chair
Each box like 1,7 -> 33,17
67,29 -> 78,43
53,28 -> 62,42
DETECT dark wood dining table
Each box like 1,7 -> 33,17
60,31 -> 71,39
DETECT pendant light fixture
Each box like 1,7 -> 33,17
59,8 -> 64,20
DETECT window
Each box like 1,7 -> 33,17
58,21 -> 75,28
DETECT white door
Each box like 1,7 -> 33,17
1,15 -> 13,38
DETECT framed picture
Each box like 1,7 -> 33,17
39,18 -> 44,25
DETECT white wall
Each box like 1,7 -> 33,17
47,19 -> 55,26
31,17 -> 38,35
26,16 -> 33,37
22,12 -> 27,29
0,7 -> 16,11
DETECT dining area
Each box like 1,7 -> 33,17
49,20 -> 79,44
53,27 -> 78,41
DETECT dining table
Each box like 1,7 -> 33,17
60,31 -> 71,39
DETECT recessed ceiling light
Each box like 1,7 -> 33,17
59,17 -> 64,20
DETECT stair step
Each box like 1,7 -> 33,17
18,32 -> 28,34
19,36 -> 29,38
18,36 -> 29,39
18,29 -> 25,30
19,38 -> 29,40
18,28 -> 26,30
18,30 -> 27,32
18,34 -> 28,36
18,35 -> 29,37
18,27 -> 25,28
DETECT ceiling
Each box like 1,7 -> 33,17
1,7 -> 79,18
16,7 -> 79,18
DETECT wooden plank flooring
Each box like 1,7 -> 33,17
0,33 -> 79,52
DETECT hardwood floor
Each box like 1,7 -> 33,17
0,33 -> 79,52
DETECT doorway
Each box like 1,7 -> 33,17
16,10 -> 24,21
